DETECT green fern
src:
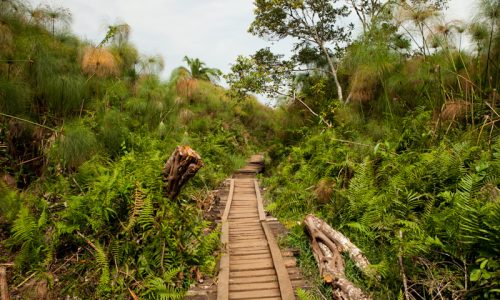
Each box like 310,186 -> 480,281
143,276 -> 184,300
137,195 -> 155,229
93,241 -> 111,294
125,182 -> 146,231
10,208 -> 38,246
296,288 -> 320,300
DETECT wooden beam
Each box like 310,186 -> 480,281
262,222 -> 295,300
221,180 -> 234,222
217,179 -> 234,300
254,179 -> 266,221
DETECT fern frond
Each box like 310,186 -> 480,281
143,276 -> 184,300
11,208 -> 37,246
125,182 -> 145,231
83,239 -> 111,294
137,195 -> 155,229
162,267 -> 182,284
296,288 -> 320,300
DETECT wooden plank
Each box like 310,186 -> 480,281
229,228 -> 263,233
232,195 -> 257,201
230,261 -> 275,270
230,256 -> 272,263
230,281 -> 279,291
230,269 -> 276,278
229,227 -> 264,231
221,179 -> 234,222
231,259 -> 274,266
291,279 -> 306,287
229,289 -> 281,299
227,217 -> 257,222
235,187 -> 256,192
217,226 -> 230,300
230,275 -> 278,284
229,232 -> 266,241
231,249 -> 270,256
217,180 -> 233,300
254,180 -> 266,221
229,253 -> 271,260
284,257 -> 297,268
229,211 -> 259,216
229,208 -> 259,212
230,235 -> 266,241
262,222 -> 295,300
230,241 -> 269,248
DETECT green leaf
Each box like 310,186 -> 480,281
480,258 -> 489,269
470,269 -> 482,281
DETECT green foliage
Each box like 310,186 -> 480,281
48,123 -> 98,169
183,56 -> 222,83
99,109 -> 130,156
0,183 -> 22,223
0,79 -> 31,114
264,117 -> 499,297
0,6 -> 277,298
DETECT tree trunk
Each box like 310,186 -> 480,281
304,214 -> 373,300
319,43 -> 344,103
162,146 -> 203,200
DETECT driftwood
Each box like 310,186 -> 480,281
0,266 -> 10,300
304,214 -> 373,300
162,146 -> 203,200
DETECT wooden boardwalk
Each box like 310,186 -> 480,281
217,155 -> 296,300
185,155 -> 305,300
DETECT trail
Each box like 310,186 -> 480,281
186,155 -> 306,300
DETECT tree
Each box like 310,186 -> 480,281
138,54 -> 164,76
347,0 -> 387,34
42,5 -> 72,36
225,48 -> 295,99
472,0 -> 499,85
183,56 -> 222,83
248,0 -> 353,103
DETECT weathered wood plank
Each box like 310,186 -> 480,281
229,275 -> 278,284
262,222 -> 295,300
221,179 -> 234,222
230,269 -> 276,278
230,261 -> 275,271
254,180 -> 266,221
229,289 -> 281,299
230,249 -> 270,256
230,281 -> 279,291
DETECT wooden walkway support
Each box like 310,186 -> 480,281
185,155 -> 306,300
217,155 -> 296,300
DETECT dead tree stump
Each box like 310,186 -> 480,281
162,146 -> 203,201
304,214 -> 373,300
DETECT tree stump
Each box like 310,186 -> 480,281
162,146 -> 203,201
303,214 -> 373,300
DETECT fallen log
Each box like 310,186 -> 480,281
162,146 -> 203,200
0,265 -> 10,300
304,214 -> 372,300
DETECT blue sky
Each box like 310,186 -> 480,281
29,0 -> 476,80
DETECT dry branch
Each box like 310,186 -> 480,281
162,146 -> 203,200
304,214 -> 373,300
0,266 -> 10,300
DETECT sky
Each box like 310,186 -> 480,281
28,0 -> 477,81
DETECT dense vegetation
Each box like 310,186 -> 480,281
223,0 -> 499,299
0,1 -> 276,298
